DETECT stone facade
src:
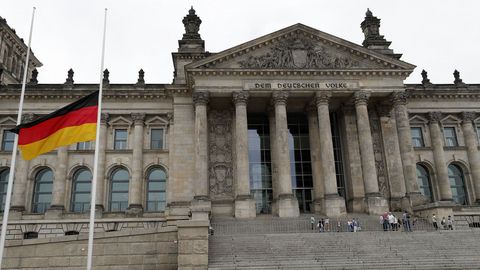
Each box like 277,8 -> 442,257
0,7 -> 480,269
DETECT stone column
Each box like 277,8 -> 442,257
353,91 -> 387,215
50,147 -> 68,211
268,107 -> 279,215
272,91 -> 299,218
191,91 -> 211,220
95,113 -> 109,212
428,112 -> 453,201
315,91 -> 345,217
461,112 -> 480,203
128,113 -> 145,214
377,105 -> 408,211
341,106 -> 366,213
306,104 -> 324,214
233,91 -> 256,218
391,92 -> 425,207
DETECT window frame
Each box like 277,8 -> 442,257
109,168 -> 129,212
1,130 -> 15,151
76,141 -> 91,151
448,164 -> 468,205
416,164 -> 433,202
443,126 -> 459,147
150,128 -> 165,150
70,168 -> 92,213
114,129 -> 128,150
32,168 -> 54,214
410,127 -> 425,147
145,167 -> 167,212
0,169 -> 9,212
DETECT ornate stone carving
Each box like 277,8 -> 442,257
315,91 -> 331,106
376,105 -> 392,118
428,112 -> 442,123
100,113 -> 110,124
232,91 -> 249,105
193,91 -> 209,105
182,7 -> 202,40
29,68 -> 38,85
208,110 -> 233,199
461,111 -> 476,123
136,69 -> 145,86
390,92 -> 408,106
65,68 -> 74,85
131,113 -> 146,124
21,113 -> 36,123
304,103 -> 317,115
369,110 -> 389,199
453,69 -> 465,85
421,69 -> 432,86
353,91 -> 370,106
238,37 -> 362,69
102,69 -> 110,85
272,91 -> 289,105
166,112 -> 174,125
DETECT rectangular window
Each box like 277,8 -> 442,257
477,126 -> 480,142
76,141 -> 91,150
444,127 -> 458,147
150,128 -> 164,149
114,129 -> 128,150
1,130 -> 15,151
410,127 -> 425,147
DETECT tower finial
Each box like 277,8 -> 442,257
366,8 -> 372,17
183,6 -> 202,40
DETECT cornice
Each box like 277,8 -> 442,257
406,90 -> 480,100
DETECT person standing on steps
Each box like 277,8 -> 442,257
324,217 -> 330,232
447,216 -> 454,230
441,216 -> 447,229
310,215 -> 315,230
403,211 -> 412,232
432,214 -> 438,230
336,218 -> 341,232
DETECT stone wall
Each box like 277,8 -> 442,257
2,226 -> 178,269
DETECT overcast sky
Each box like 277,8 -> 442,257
3,0 -> 479,84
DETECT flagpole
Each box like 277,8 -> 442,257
0,7 -> 36,268
87,8 -> 107,270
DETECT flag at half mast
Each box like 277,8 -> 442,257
11,91 -> 99,160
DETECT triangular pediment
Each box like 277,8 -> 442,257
187,24 -> 415,71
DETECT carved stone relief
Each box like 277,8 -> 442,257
237,36 -> 375,69
369,110 -> 390,199
208,110 -> 234,200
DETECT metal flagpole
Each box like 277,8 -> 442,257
86,8 -> 107,270
0,7 -> 36,269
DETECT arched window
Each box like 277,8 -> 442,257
71,168 -> 92,212
0,169 -> 9,212
448,164 -> 468,205
32,168 -> 53,213
109,168 -> 129,212
146,168 -> 167,212
416,164 -> 433,202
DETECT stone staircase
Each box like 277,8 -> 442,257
208,215 -> 480,269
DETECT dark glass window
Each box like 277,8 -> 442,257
0,169 -> 9,212
114,129 -> 128,150
444,127 -> 458,147
476,126 -> 480,142
416,164 -> 433,202
150,129 -> 164,149
32,169 -> 53,213
65,231 -> 79,236
1,130 -> 15,151
411,127 -> 425,147
448,164 -> 467,205
23,232 -> 38,239
76,141 -> 91,150
71,168 -> 92,212
331,113 -> 346,199
146,168 -> 167,211
109,168 -> 129,211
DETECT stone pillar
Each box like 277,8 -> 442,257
95,113 -> 109,213
391,92 -> 425,207
51,147 -> 68,210
341,106 -> 366,213
353,91 -> 387,215
268,107 -> 280,215
461,112 -> 480,203
377,105 -> 408,211
233,91 -> 256,218
191,91 -> 211,220
128,113 -> 145,215
272,91 -> 299,218
306,104 -> 324,214
428,112 -> 453,201
177,220 -> 209,270
315,91 -> 345,217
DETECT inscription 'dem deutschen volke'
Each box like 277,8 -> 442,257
245,81 -> 358,90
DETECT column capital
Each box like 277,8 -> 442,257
315,91 -> 331,106
131,113 -> 146,125
21,113 -> 36,123
376,104 -> 393,118
100,113 -> 110,124
166,112 -> 174,125
390,91 -> 409,106
353,91 -> 370,106
304,103 -> 317,115
341,105 -> 356,115
428,111 -> 443,123
272,91 -> 289,106
233,91 -> 249,105
193,91 -> 210,105
461,111 -> 476,124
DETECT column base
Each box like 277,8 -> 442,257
324,194 -> 346,217
277,194 -> 299,218
235,195 -> 256,218
365,193 -> 389,215
191,198 -> 211,221
412,200 -> 455,220
166,201 -> 191,218
346,197 -> 366,213
406,192 -> 429,207
95,204 -> 104,219
312,199 -> 324,214
9,206 -> 25,220
126,204 -> 143,217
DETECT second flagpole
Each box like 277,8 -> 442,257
87,8 -> 108,270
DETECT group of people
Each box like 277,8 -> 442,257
380,211 -> 412,231
431,214 -> 454,230
310,216 -> 361,232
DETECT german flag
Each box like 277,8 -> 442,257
11,91 -> 99,160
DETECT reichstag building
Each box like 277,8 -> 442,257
0,8 -> 479,269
